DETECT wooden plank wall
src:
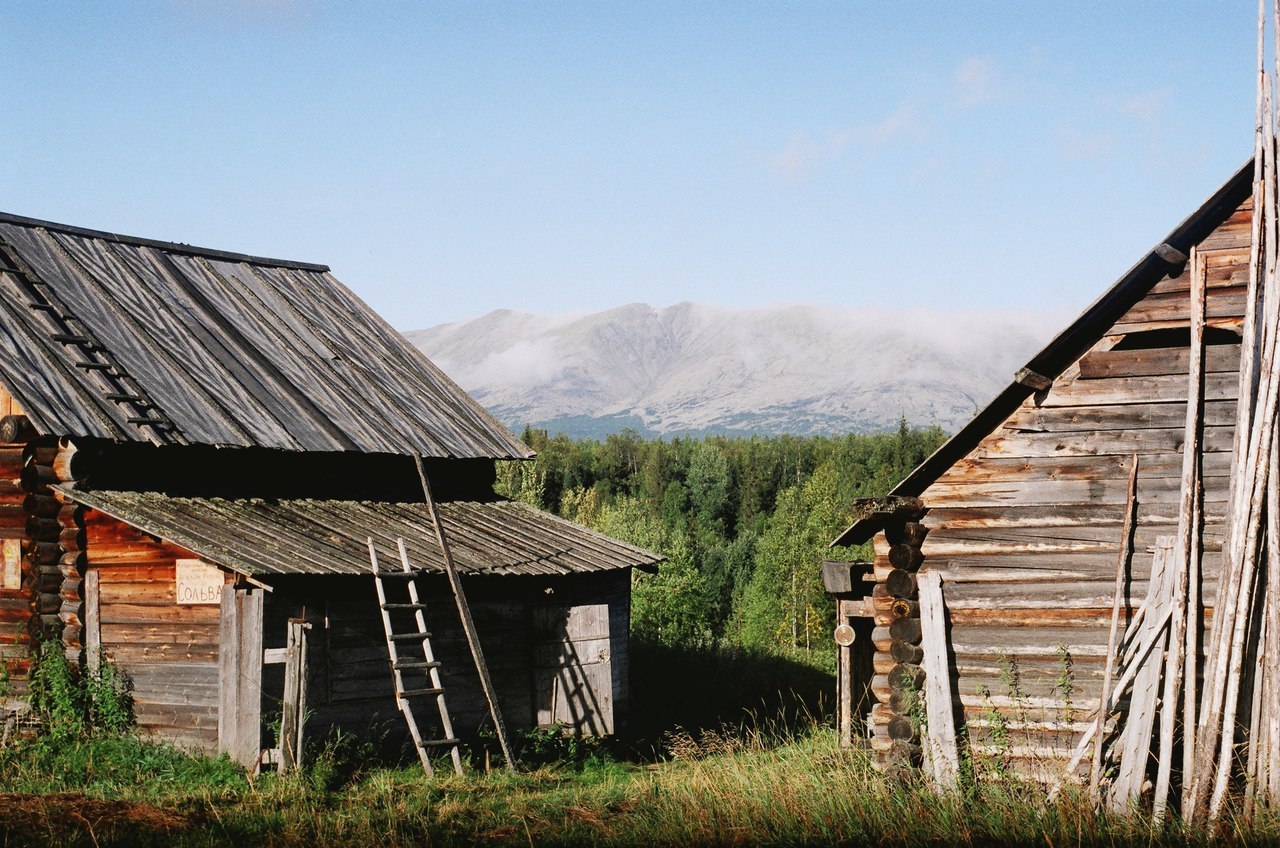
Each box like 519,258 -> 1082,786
262,570 -> 630,748
85,508 -> 228,753
869,198 -> 1251,781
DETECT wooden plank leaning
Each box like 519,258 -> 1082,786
1088,455 -> 1140,801
413,451 -> 518,774
918,571 -> 959,792
1047,586 -> 1176,802
1109,538 -> 1174,813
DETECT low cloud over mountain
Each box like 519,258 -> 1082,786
406,302 -> 1063,439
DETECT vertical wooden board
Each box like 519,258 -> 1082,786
218,588 -> 239,756
84,570 -> 100,671
919,572 -> 959,790
218,587 -> 264,768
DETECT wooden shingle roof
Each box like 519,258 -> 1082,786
57,484 -> 663,577
0,213 -> 532,459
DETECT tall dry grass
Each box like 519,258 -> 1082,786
2,718 -> 1279,846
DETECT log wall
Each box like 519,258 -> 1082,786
0,395 -> 29,698
0,389 -> 33,701
84,508 -> 228,752
867,198 -> 1252,781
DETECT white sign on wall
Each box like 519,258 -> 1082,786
2,538 -> 20,590
176,559 -> 224,605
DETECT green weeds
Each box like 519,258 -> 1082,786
2,722 -> 1279,847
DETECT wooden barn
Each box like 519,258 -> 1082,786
826,160 -> 1257,783
0,211 -> 661,767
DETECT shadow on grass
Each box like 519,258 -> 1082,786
622,639 -> 833,757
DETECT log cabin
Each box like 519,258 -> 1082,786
828,160 -> 1255,782
0,211 -> 661,765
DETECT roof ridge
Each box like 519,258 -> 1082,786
0,211 -> 329,272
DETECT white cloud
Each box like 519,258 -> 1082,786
772,132 -> 827,179
768,56 -> 1008,180
770,101 -> 920,180
1056,126 -> 1116,161
953,56 -> 1003,109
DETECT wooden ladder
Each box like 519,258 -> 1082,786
368,537 -> 464,776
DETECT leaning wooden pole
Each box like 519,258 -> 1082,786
413,451 -> 519,773
1090,455 -> 1140,800
1187,3 -> 1274,817
1153,249 -> 1207,821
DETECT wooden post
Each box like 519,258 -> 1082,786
218,586 -> 263,769
279,618 -> 310,771
918,571 -> 958,791
412,452 -> 518,774
1152,249 -> 1207,820
83,569 -> 100,673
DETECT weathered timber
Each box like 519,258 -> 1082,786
889,617 -> 923,643
1005,400 -> 1239,434
884,570 -> 918,599
887,663 -> 923,690
1078,344 -> 1239,380
919,571 -> 959,791
890,639 -> 923,665
0,415 -> 33,444
851,497 -> 925,523
888,544 -> 924,571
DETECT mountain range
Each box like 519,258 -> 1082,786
405,302 -> 1065,439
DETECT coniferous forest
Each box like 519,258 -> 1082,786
496,422 -> 947,664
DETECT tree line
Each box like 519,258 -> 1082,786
496,422 -> 946,662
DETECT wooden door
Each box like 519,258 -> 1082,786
532,604 -> 613,735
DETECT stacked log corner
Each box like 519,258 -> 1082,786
20,437 -> 84,664
0,418 -> 33,697
869,504 -> 929,776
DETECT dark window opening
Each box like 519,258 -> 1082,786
1112,326 -> 1240,351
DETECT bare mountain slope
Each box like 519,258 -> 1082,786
405,302 -> 1063,438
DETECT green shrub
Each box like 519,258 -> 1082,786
27,640 -> 132,742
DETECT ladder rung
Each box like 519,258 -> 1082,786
26,302 -> 58,311
74,361 -> 113,370
127,417 -> 170,427
51,334 -> 92,345
107,394 -> 150,406
387,632 -> 431,641
382,603 -> 430,610
418,738 -> 460,747
393,660 -> 442,670
377,571 -> 426,579
398,687 -> 446,698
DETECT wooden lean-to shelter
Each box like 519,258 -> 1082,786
0,211 -> 661,765
827,160 -> 1257,785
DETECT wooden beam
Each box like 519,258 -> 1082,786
1014,368 -> 1053,391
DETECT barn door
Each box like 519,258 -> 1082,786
532,604 -> 613,735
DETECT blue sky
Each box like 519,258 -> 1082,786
0,2 -> 1258,329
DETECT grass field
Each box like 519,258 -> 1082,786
3,722 -> 1280,848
